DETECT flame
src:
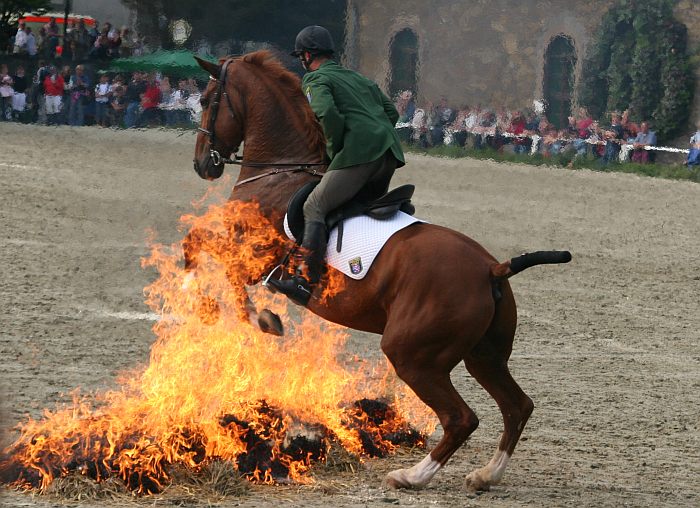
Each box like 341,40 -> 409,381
0,186 -> 435,494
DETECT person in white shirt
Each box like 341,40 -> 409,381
94,74 -> 111,127
12,22 -> 27,53
24,27 -> 37,57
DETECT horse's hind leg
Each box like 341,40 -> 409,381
381,336 -> 481,489
462,293 -> 533,491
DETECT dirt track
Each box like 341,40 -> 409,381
1,123 -> 699,507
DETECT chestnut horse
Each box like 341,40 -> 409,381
188,51 -> 571,491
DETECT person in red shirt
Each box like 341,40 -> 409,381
509,111 -> 530,154
139,73 -> 161,126
43,66 -> 64,125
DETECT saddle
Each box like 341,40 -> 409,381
286,181 -> 416,252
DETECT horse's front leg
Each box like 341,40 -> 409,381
182,227 -> 283,335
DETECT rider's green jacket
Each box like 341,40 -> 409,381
302,60 -> 405,171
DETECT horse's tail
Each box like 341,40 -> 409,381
490,250 -> 572,279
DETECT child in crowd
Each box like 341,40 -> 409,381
94,74 -> 111,127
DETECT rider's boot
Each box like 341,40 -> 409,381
268,221 -> 328,306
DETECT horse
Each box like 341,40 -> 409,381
187,50 -> 571,491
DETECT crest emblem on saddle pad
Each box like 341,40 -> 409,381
349,257 -> 363,275
305,86 -> 312,103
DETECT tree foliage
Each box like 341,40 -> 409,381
578,0 -> 694,141
120,0 -> 346,56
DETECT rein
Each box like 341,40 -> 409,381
198,57 -> 326,184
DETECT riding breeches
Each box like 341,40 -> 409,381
303,150 -> 398,224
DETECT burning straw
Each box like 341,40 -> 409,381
0,195 -> 434,497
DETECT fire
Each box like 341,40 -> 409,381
0,183 -> 434,495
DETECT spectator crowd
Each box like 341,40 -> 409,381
9,18 -> 142,61
0,61 -> 203,128
393,91 -> 699,166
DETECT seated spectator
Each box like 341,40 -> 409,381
686,120 -> 700,167
630,121 -> 657,164
429,96 -> 455,146
573,107 -> 594,157
140,73 -> 162,126
449,105 -> 470,147
539,118 -> 562,156
171,78 -> 190,125
509,111 -> 530,154
94,73 -> 111,127
158,76 -> 177,125
621,109 -> 639,141
602,112 -> 624,164
11,65 -> 28,121
43,66 -> 65,125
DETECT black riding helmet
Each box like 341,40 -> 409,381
291,25 -> 335,57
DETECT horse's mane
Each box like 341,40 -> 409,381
234,50 -> 325,156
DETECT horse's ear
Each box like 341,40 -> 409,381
194,56 -> 220,79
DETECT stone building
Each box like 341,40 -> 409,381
344,0 -> 700,134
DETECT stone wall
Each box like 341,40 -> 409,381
348,0 -> 700,138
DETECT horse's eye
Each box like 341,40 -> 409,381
200,97 -> 209,108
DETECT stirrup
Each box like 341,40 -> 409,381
267,275 -> 312,307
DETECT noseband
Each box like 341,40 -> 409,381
197,57 -> 326,185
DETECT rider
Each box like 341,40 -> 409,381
268,25 -> 405,306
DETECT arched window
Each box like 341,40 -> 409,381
389,29 -> 419,98
543,35 -> 577,128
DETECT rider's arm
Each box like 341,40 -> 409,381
304,76 -> 345,161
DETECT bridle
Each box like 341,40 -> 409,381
197,57 -> 326,185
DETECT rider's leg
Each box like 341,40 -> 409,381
268,152 -> 397,306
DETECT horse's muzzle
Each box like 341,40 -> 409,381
193,156 -> 224,181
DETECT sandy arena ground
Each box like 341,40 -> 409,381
0,123 -> 698,507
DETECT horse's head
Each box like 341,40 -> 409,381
192,56 -> 244,180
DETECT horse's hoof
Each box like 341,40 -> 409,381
258,309 -> 284,336
385,469 -> 421,490
465,470 -> 491,493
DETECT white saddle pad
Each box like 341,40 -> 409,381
284,211 -> 423,280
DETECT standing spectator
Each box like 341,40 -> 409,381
43,66 -> 65,125
60,65 -> 72,124
12,21 -> 27,54
429,96 -> 455,146
45,17 -> 60,58
32,60 -> 50,124
68,65 -> 90,126
630,122 -> 657,164
124,71 -> 146,128
11,65 -> 28,121
24,27 -> 37,58
36,27 -> 48,59
118,27 -> 133,57
72,19 -> 90,60
109,82 -> 127,127
107,24 -> 122,58
94,74 -> 111,127
140,73 -> 161,126
0,66 -> 13,121
685,120 -> 700,167
602,112 -> 624,165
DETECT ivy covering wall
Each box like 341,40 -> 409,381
578,0 -> 694,141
